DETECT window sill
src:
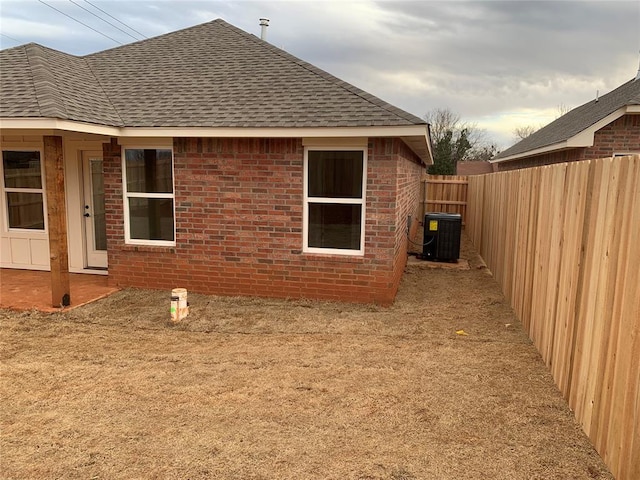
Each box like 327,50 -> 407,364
301,252 -> 366,263
120,244 -> 176,253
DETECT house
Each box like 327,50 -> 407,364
492,73 -> 640,170
0,19 -> 431,306
456,161 -> 494,176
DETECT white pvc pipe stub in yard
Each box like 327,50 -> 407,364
170,288 -> 189,322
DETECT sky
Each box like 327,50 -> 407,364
1,0 -> 639,149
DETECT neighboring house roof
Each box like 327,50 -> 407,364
0,19 -> 425,129
493,77 -> 640,162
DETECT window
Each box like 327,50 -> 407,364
2,150 -> 45,230
123,148 -> 175,244
304,148 -> 366,254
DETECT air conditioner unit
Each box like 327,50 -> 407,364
422,213 -> 462,262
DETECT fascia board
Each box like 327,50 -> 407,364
0,118 -> 431,162
567,107 -> 628,147
0,118 -> 120,136
492,106 -> 633,163
490,141 -> 569,163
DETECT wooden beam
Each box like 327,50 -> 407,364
44,135 -> 70,307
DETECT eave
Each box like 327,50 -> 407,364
0,118 -> 432,165
491,105 -> 640,164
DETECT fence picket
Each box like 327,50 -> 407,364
421,174 -> 468,223
465,155 -> 640,480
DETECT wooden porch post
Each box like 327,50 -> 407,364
43,135 -> 71,307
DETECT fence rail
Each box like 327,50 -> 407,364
466,155 -> 640,480
421,175 -> 468,224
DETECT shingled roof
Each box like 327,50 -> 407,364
494,77 -> 640,161
0,19 -> 425,129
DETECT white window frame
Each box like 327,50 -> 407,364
303,146 -> 367,256
122,146 -> 176,246
1,148 -> 48,233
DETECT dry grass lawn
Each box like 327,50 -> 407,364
1,238 -> 612,479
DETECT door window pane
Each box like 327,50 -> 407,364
308,150 -> 363,198
6,192 -> 45,229
129,198 -> 175,241
308,203 -> 361,250
90,159 -> 107,250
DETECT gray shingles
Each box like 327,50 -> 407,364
1,43 -> 122,125
1,19 -> 425,129
0,45 -> 42,117
495,78 -> 640,159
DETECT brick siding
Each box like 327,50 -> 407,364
103,137 -> 423,305
392,141 -> 424,296
496,114 -> 640,171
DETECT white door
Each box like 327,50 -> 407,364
82,151 -> 107,269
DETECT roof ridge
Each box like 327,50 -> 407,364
24,44 -> 67,118
216,20 -> 426,126
3,19 -> 428,131
83,19 -> 228,58
83,58 -> 125,126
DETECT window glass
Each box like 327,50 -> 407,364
304,147 -> 366,253
123,148 -> 175,244
308,150 -> 363,198
125,149 -> 173,193
6,192 -> 45,229
3,151 -> 42,189
2,151 -> 45,230
128,198 -> 175,242
308,203 -> 362,250
90,159 -> 107,250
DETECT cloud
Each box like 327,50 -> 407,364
1,0 -> 638,148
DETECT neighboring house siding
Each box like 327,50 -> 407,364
496,149 -> 585,171
103,136 -> 421,304
583,114 -> 640,159
496,114 -> 640,171
457,161 -> 495,175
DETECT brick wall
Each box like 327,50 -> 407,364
496,148 -> 585,171
584,114 -> 640,159
391,141 -> 424,296
496,114 -> 640,171
103,137 -> 422,305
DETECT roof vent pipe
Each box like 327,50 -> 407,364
259,18 -> 269,41
636,50 -> 640,81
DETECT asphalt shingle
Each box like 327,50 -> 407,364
1,19 -> 425,129
495,77 -> 640,159
0,45 -> 42,118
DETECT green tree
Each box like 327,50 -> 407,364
428,128 -> 472,174
425,109 -> 480,174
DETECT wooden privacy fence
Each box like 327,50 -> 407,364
466,155 -> 640,480
421,175 -> 468,224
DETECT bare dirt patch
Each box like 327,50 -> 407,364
0,236 -> 612,479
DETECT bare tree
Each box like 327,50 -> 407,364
513,125 -> 538,141
425,108 -> 488,152
556,103 -> 571,118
